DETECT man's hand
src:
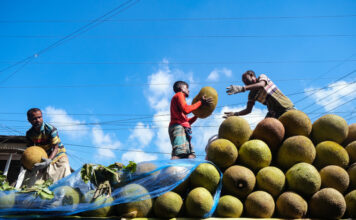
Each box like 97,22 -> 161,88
223,112 -> 238,119
226,85 -> 245,95
200,95 -> 213,106
32,157 -> 52,172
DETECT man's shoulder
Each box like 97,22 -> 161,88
172,92 -> 184,100
43,122 -> 57,132
258,74 -> 269,81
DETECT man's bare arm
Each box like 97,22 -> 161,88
48,144 -> 59,160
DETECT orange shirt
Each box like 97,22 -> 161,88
169,92 -> 202,128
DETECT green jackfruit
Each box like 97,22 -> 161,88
207,138 -> 237,169
256,166 -> 285,197
153,191 -> 183,218
80,190 -> 114,217
278,110 -> 312,137
311,114 -> 348,144
345,190 -> 356,218
320,165 -> 349,194
277,135 -> 315,170
192,86 -> 218,118
185,187 -> 213,218
346,141 -> 356,163
218,116 -> 251,148
348,163 -> 356,189
190,163 -> 220,194
238,139 -> 272,171
314,141 -> 349,169
286,162 -> 321,196
215,195 -> 243,218
343,123 -> 356,146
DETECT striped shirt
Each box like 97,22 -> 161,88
26,122 -> 66,162
248,74 -> 277,104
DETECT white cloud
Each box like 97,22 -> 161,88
92,125 -> 121,159
44,106 -> 88,139
153,111 -> 171,156
121,151 -> 158,164
305,80 -> 356,111
129,122 -> 154,148
207,68 -> 232,81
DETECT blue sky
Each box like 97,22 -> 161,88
1,0 -> 356,169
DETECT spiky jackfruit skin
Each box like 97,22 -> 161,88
348,163 -> 356,189
346,141 -> 356,163
80,190 -> 114,217
207,138 -> 237,169
277,135 -> 316,170
21,146 -> 48,170
215,195 -> 243,218
222,165 -> 255,198
218,116 -> 252,148
192,86 -> 218,118
153,191 -> 183,218
278,110 -> 312,137
309,188 -> 346,219
251,118 -> 285,152
0,191 -> 16,209
256,166 -> 285,197
190,163 -> 220,194
286,163 -> 321,196
276,191 -> 307,218
185,187 -> 213,218
345,190 -> 356,218
320,165 -> 349,194
245,191 -> 275,218
238,139 -> 272,171
314,141 -> 349,169
343,123 -> 356,146
311,114 -> 348,144
115,184 -> 152,218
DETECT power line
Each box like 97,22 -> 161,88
0,0 -> 140,82
2,34 -> 356,39
1,14 -> 356,23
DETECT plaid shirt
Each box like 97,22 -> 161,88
26,122 -> 66,162
248,74 -> 278,104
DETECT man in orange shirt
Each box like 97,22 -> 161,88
169,81 -> 212,159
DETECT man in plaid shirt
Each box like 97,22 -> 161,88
224,70 -> 295,118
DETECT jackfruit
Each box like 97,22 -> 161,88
311,114 -> 348,144
133,162 -> 159,180
251,117 -> 285,151
276,191 -> 307,218
343,123 -> 356,146
206,138 -> 237,169
348,163 -> 356,189
346,141 -> 356,163
185,187 -> 213,218
256,166 -> 285,197
115,184 -> 152,218
158,166 -> 190,193
277,135 -> 315,170
222,165 -> 255,198
51,186 -> 80,209
190,163 -> 220,194
286,162 -> 321,196
244,191 -> 275,218
215,195 -> 243,218
309,188 -> 346,219
218,116 -> 251,148
153,191 -> 183,218
320,165 -> 349,194
345,190 -> 356,218
21,146 -> 48,170
314,141 -> 349,169
238,139 -> 272,171
80,190 -> 114,217
192,86 -> 218,118
278,110 -> 312,137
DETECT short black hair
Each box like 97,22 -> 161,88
27,108 -> 41,119
242,70 -> 256,84
173,81 -> 188,93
